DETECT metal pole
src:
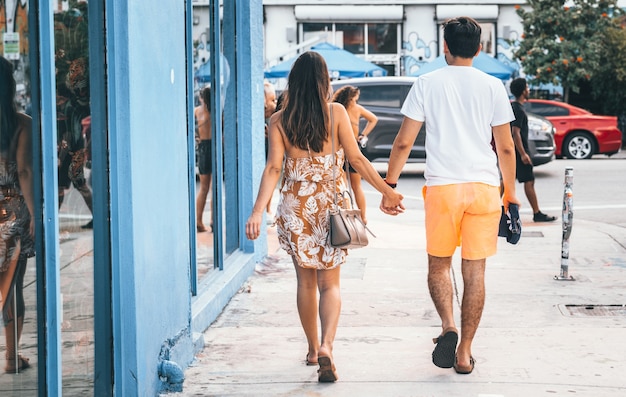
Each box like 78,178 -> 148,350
13,293 -> 19,373
556,167 -> 575,281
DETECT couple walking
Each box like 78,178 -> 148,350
246,16 -> 520,381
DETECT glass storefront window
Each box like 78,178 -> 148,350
336,23 -> 364,54
367,23 -> 397,54
303,22 -> 398,56
0,0 -> 38,391
53,2 -> 95,393
302,22 -> 333,45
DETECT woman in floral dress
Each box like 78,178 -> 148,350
246,52 -> 404,382
0,56 -> 35,373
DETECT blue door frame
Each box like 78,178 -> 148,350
31,0 -> 63,394
30,0 -> 113,394
28,0 -> 265,393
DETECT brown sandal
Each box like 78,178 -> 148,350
454,355 -> 475,374
305,353 -> 318,366
317,356 -> 338,382
5,354 -> 30,373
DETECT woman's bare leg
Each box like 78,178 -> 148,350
293,260 -> 319,362
316,266 -> 341,359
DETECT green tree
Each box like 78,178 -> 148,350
514,0 -> 623,103
591,20 -> 626,114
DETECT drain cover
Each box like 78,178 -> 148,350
560,304 -> 626,317
522,231 -> 544,237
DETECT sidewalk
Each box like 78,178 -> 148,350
174,196 -> 626,396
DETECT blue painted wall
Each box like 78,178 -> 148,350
104,0 -> 265,395
107,0 -> 192,395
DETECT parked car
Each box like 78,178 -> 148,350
331,77 -> 555,165
525,99 -> 622,159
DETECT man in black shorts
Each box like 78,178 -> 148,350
194,87 -> 213,232
510,78 -> 556,223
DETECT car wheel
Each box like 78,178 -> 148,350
563,132 -> 595,159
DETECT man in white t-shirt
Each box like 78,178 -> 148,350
383,16 -> 520,375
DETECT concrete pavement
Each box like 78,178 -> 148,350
171,184 -> 626,397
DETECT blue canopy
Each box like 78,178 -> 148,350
265,42 -> 388,79
194,53 -> 230,84
195,61 -> 211,83
410,52 -> 514,80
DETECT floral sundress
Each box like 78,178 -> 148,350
275,148 -> 348,270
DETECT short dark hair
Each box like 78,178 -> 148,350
443,16 -> 481,58
200,86 -> 211,111
510,78 -> 528,98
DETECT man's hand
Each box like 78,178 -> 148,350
379,190 -> 405,216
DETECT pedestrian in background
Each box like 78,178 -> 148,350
332,85 -> 378,224
384,16 -> 520,374
509,77 -> 556,223
246,51 -> 404,383
194,87 -> 212,233
263,81 -> 278,224
0,55 -> 35,373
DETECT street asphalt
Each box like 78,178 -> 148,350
168,166 -> 626,397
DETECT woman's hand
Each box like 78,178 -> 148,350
380,190 -> 405,216
245,212 -> 264,240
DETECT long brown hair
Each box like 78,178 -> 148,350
280,51 -> 330,153
0,56 -> 18,152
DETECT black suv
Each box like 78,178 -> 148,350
331,77 -> 555,165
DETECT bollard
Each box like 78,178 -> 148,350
555,167 -> 575,281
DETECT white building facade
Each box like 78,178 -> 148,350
261,1 -> 527,78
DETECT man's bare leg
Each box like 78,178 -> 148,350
428,255 -> 456,332
457,257 -> 486,368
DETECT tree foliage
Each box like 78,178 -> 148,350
590,20 -> 626,114
514,0 -> 624,103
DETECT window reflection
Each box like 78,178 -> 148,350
192,27 -> 215,278
303,22 -> 398,56
367,23 -> 397,54
0,0 -> 38,389
53,1 -> 95,393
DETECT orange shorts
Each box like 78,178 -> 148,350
422,183 -> 501,260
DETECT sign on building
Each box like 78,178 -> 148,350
3,32 -> 20,60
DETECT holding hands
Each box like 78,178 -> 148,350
380,189 -> 405,216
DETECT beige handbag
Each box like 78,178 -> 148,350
327,107 -> 375,249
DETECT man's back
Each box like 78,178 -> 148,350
401,65 -> 512,186
195,104 -> 212,141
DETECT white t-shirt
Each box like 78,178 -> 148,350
401,65 -> 514,186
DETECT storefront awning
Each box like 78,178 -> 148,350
436,5 -> 499,22
295,5 -> 403,22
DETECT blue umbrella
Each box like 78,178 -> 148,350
265,42 -> 388,79
411,52 -> 514,80
194,53 -> 230,84
195,61 -> 212,83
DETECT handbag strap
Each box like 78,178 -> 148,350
329,105 -> 356,210
329,105 -> 376,238
330,106 -> 356,209
330,105 -> 339,208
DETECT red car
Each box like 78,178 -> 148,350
525,99 -> 622,159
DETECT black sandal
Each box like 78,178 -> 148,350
432,327 -> 458,368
